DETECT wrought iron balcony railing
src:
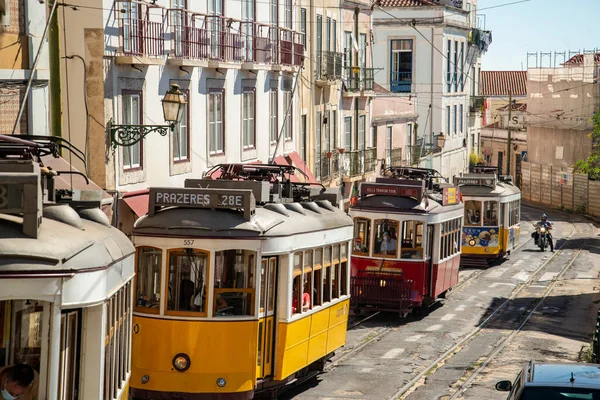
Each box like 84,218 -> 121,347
316,51 -> 343,81
344,67 -> 375,92
469,95 -> 485,113
340,148 -> 377,178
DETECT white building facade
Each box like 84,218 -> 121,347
102,0 -> 304,193
372,0 -> 489,178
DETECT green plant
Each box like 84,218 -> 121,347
469,152 -> 484,167
573,112 -> 600,179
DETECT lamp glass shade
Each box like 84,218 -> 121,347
162,84 -> 187,123
436,135 -> 446,148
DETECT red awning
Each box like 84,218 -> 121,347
285,151 -> 318,183
122,189 -> 149,218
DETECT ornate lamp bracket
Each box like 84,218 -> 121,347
109,118 -> 175,148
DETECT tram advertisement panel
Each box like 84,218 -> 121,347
462,226 -> 500,248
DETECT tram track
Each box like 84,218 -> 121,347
389,221 -> 591,400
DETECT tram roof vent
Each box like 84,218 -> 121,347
0,160 -> 43,238
43,203 -> 83,230
284,202 -> 306,215
264,203 -> 290,217
301,201 -> 322,214
315,199 -> 337,212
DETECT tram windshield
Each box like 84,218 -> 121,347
464,200 -> 482,226
400,221 -> 424,259
214,250 -> 256,317
136,247 -> 162,311
167,249 -> 208,314
373,219 -> 399,257
483,201 -> 499,226
353,218 -> 371,255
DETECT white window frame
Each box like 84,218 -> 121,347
283,91 -> 292,140
173,90 -> 189,161
208,91 -> 224,154
122,92 -> 142,170
269,89 -> 277,144
242,89 -> 255,149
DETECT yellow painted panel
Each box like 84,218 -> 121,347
118,382 -> 129,400
131,316 -> 257,394
461,246 -> 501,256
0,34 -> 28,70
275,300 -> 350,380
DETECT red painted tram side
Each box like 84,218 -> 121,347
348,170 -> 464,316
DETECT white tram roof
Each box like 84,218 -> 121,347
351,194 -> 463,215
457,174 -> 521,198
0,205 -> 134,274
133,199 -> 352,239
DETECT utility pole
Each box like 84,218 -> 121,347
506,89 -> 512,177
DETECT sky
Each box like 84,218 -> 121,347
478,0 -> 600,71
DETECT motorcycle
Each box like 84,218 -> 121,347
535,224 -> 550,251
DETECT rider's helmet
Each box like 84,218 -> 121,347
541,213 -> 547,222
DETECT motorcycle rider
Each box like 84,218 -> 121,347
534,213 -> 554,252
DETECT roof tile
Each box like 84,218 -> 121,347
562,52 -> 600,65
480,71 -> 527,96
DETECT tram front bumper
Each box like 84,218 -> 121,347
130,387 -> 254,400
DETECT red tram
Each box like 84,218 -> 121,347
349,167 -> 464,316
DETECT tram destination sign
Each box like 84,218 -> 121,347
360,182 -> 424,199
442,187 -> 460,206
0,161 -> 42,238
454,175 -> 496,188
148,187 -> 256,220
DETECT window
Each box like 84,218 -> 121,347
460,41 -> 465,91
242,89 -> 255,149
373,219 -> 399,257
483,201 -> 499,226
292,252 -> 302,315
332,20 -> 337,51
122,91 -> 142,169
344,31 -> 352,68
439,218 -> 461,259
59,310 -> 80,399
446,106 -> 451,135
122,2 -> 140,54
371,126 -> 377,149
344,116 -> 352,150
340,243 -> 348,296
471,66 -> 476,96
509,200 -> 520,226
459,103 -> 464,133
269,89 -> 278,144
313,249 -> 323,306
465,200 -> 482,226
446,39 -> 451,92
173,89 -> 189,161
208,0 -> 223,58
332,245 -> 340,299
326,17 -> 331,52
208,90 -> 224,154
135,247 -> 162,313
386,126 -> 392,166
300,8 -> 306,46
102,283 -> 133,400
316,15 -> 322,77
360,33 -> 367,71
241,0 -> 254,60
332,110 -> 337,149
400,220 -> 424,259
172,0 -> 187,57
270,0 -> 277,26
214,250 -> 256,316
353,218 -> 371,255
283,91 -> 292,140
325,110 -> 331,151
358,115 -> 366,150
407,123 -> 413,146
283,0 -> 292,29
316,111 -> 322,178
323,246 -> 332,302
454,39 -> 458,92
390,39 -> 413,93
167,249 -> 208,315
301,114 -> 307,161
453,105 -> 457,134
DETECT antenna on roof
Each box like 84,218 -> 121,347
570,372 -> 575,383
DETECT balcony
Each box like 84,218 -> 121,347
390,71 -> 412,94
315,51 -> 343,85
116,13 -> 165,65
341,148 -> 377,179
344,67 -> 375,96
470,96 -> 485,113
319,152 -> 332,181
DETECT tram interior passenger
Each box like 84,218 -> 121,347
167,249 -> 208,313
464,201 -> 482,226
0,301 -> 41,400
213,250 -> 255,316
374,220 -> 398,256
136,247 -> 162,309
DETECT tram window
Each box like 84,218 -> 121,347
341,243 -> 348,260
104,282 -> 132,400
166,249 -> 208,315
331,262 -> 339,299
464,200 -> 482,226
353,218 -> 371,254
303,272 -> 313,311
135,247 -> 162,312
341,261 -> 348,296
214,250 -> 257,316
0,301 -> 43,374
260,260 -> 268,313
313,249 -> 323,306
373,219 -> 399,257
292,276 -> 302,315
400,221 -> 424,259
333,244 -> 340,262
268,258 -> 276,312
439,218 -> 461,260
323,265 -> 331,303
484,201 -> 499,226
304,251 -> 315,309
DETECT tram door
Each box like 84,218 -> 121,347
58,310 -> 81,400
426,225 -> 435,296
257,257 -> 278,379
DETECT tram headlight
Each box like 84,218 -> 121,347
216,378 -> 227,388
141,375 -> 150,384
469,239 -> 476,246
172,353 -> 191,372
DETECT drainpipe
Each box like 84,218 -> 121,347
430,27 -> 434,170
354,7 -> 359,155
48,0 -> 62,138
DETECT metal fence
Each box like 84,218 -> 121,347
520,162 -> 600,216
350,275 -> 414,315
592,309 -> 600,363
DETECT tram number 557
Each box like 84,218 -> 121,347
218,195 -> 243,207
183,240 -> 195,246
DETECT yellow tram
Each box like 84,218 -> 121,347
455,166 -> 521,266
129,164 -> 353,399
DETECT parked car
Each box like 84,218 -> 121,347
496,360 -> 600,399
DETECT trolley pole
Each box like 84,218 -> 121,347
506,89 -> 512,177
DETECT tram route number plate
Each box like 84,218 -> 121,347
149,187 -> 256,220
0,184 -> 24,210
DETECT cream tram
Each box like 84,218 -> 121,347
129,164 -> 353,399
455,166 -> 521,266
349,167 -> 464,316
0,135 -> 134,400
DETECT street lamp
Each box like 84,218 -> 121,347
436,134 -> 446,149
110,84 -> 187,148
